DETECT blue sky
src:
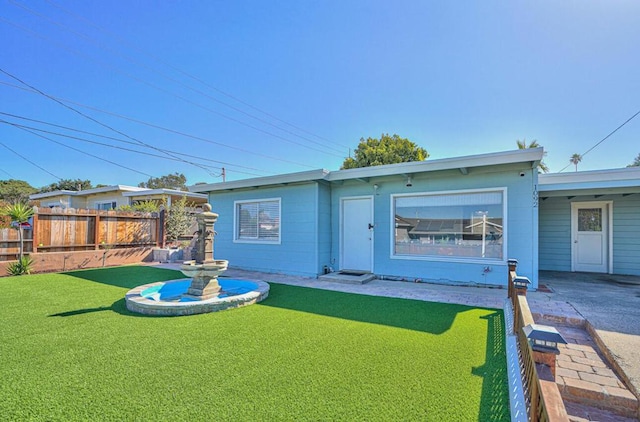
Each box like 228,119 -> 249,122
1,1 -> 639,188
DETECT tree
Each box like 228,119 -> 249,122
628,153 -> 640,167
341,134 -> 428,169
1,202 -> 35,274
570,153 -> 582,172
164,196 -> 193,244
516,139 -> 549,173
139,173 -> 188,191
0,179 -> 37,203
39,179 -> 93,193
118,200 -> 161,213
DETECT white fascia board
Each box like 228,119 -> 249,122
29,185 -> 147,200
189,169 -> 330,192
78,185 -> 146,195
539,167 -> 640,192
29,190 -> 77,200
123,189 -> 207,198
326,148 -> 543,182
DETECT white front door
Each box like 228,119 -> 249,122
341,197 -> 373,272
571,202 -> 611,273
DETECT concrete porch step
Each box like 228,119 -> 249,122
318,271 -> 376,285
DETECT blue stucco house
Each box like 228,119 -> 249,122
191,148 -> 544,288
190,148 -> 640,289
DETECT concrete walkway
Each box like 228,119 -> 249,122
534,272 -> 640,399
153,264 -> 640,419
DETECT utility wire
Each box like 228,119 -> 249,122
44,0 -> 349,150
7,123 -> 155,178
0,141 -> 62,180
0,67 -> 220,177
0,81 -> 319,170
1,119 -> 266,177
558,108 -> 640,172
0,167 -> 16,178
1,8 -> 346,157
0,112 -> 273,176
0,119 -> 238,175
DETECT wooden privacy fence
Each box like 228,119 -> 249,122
0,207 -> 160,261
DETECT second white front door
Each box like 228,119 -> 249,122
341,197 -> 373,272
571,202 -> 611,273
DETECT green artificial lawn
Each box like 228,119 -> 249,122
0,266 -> 509,421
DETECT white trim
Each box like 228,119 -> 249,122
540,166 -> 640,186
390,187 -> 508,264
570,201 -> 613,273
190,148 -> 543,193
233,197 -> 282,244
340,195 -> 374,272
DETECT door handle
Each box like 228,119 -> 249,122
368,223 -> 374,230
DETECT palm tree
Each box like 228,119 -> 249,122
570,153 -> 582,172
1,202 -> 34,261
516,139 -> 549,173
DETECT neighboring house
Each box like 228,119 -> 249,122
29,185 -> 207,210
191,148 -> 544,288
538,167 -> 640,276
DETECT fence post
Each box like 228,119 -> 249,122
94,213 -> 101,250
524,324 -> 567,380
32,212 -> 39,253
159,209 -> 166,249
507,258 -> 518,299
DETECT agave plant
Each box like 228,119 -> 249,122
1,202 -> 35,275
6,256 -> 34,276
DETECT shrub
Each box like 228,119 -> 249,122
6,256 -> 34,276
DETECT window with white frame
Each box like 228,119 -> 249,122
96,201 -> 117,210
393,189 -> 504,260
235,199 -> 280,242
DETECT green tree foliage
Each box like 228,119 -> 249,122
570,153 -> 582,172
0,179 -> 37,204
139,173 -> 188,191
516,139 -> 549,173
39,179 -> 93,193
164,196 -> 194,243
118,200 -> 161,213
1,202 -> 35,274
628,153 -> 640,167
341,134 -> 428,169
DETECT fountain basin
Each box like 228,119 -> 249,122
125,278 -> 270,316
180,260 -> 229,278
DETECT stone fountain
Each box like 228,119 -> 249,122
125,203 -> 269,316
180,203 -> 228,300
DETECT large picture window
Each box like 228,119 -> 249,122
393,190 -> 504,260
235,199 -> 280,243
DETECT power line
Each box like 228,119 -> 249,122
0,67 -> 220,177
0,167 -> 16,179
44,0 -> 350,151
0,80 -> 320,170
558,108 -> 640,172
0,141 -> 62,180
6,123 -> 155,178
1,119 -> 266,178
0,112 -> 273,176
1,5 -> 347,157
